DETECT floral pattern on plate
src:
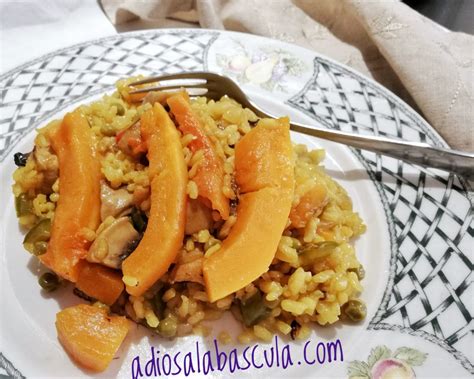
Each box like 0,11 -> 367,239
348,345 -> 427,379
215,39 -> 308,92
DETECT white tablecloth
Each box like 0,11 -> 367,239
0,0 -> 116,73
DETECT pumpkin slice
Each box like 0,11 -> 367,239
56,304 -> 130,372
234,117 -> 294,193
203,117 -> 294,302
122,103 -> 187,296
40,110 -> 101,282
167,92 -> 230,220
289,183 -> 328,228
76,263 -> 124,305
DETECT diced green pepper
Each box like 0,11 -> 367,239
23,218 -> 51,256
342,299 -> 366,322
239,290 -> 271,327
15,193 -> 33,217
349,265 -> 365,280
114,103 -> 126,116
298,241 -> 339,262
34,241 -> 48,255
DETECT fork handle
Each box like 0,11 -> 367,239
245,100 -> 474,178
288,122 -> 474,179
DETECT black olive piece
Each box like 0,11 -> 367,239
139,154 -> 149,166
290,320 -> 301,340
14,152 -> 30,167
130,207 -> 148,233
248,120 -> 259,127
230,197 -> 239,210
73,287 -> 96,302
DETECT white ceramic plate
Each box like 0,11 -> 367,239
0,29 -> 472,379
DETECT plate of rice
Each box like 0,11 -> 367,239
0,30 -> 472,379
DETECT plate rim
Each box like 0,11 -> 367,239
0,27 -> 455,153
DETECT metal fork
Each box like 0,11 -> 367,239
129,72 -> 474,179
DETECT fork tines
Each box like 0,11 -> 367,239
127,72 -> 212,95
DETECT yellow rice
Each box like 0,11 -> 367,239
12,78 -> 366,343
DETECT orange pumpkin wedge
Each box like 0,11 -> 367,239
76,263 -> 124,305
289,183 -> 328,228
234,118 -> 295,193
39,110 -> 101,282
122,103 -> 187,296
167,92 -> 230,220
203,117 -> 294,302
56,304 -> 130,372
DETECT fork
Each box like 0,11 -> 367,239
129,72 -> 474,179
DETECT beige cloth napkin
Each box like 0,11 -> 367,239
100,0 -> 473,151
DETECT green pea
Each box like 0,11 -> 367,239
39,272 -> 60,292
342,299 -> 366,322
157,315 -> 177,338
34,241 -> 48,255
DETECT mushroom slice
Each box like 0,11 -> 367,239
185,199 -> 213,235
88,217 -> 139,269
34,145 -> 59,172
100,182 -> 134,221
33,146 -> 59,194
172,257 -> 204,285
